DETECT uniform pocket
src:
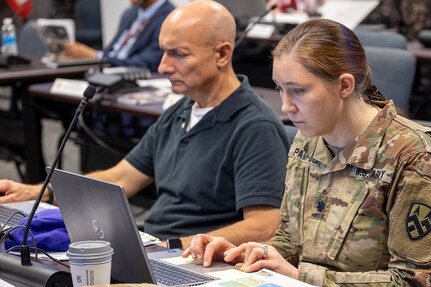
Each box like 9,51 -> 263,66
327,180 -> 387,270
284,165 -> 310,247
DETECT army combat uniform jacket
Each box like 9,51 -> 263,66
271,101 -> 431,286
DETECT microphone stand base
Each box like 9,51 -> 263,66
0,253 -> 72,287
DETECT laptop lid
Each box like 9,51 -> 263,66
49,168 -> 156,284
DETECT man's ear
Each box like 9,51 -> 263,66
338,73 -> 355,98
215,42 -> 233,67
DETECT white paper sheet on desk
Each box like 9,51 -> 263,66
0,278 -> 16,287
200,268 -> 316,287
136,78 -> 172,93
139,231 -> 161,246
50,78 -> 90,98
262,12 -> 309,24
117,91 -> 166,106
317,0 -> 379,30
261,0 -> 379,30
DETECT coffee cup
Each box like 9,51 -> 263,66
67,240 -> 114,287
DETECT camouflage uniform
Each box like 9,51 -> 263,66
270,101 -> 431,286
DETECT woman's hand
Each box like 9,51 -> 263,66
182,234 -> 237,267
226,242 -> 299,279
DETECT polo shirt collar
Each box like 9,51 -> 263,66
178,75 -> 253,124
213,75 -> 254,122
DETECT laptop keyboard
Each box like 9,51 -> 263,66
149,258 -> 216,286
0,205 -> 27,229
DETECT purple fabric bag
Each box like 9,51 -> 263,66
5,208 -> 71,252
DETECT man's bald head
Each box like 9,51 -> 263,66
162,0 -> 236,47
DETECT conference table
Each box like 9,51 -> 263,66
0,57 -> 99,183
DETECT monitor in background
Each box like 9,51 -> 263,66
216,0 -> 267,20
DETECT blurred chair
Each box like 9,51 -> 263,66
284,124 -> 298,150
0,104 -> 27,181
0,20 -> 47,182
17,20 -> 47,58
364,46 -> 416,114
355,30 -> 408,50
74,0 -> 102,49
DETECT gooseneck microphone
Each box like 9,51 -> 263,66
20,85 -> 96,266
234,4 -> 278,50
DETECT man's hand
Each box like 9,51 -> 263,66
0,180 -> 40,203
63,42 -> 97,59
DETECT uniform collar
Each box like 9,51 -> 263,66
346,100 -> 397,169
300,101 -> 397,171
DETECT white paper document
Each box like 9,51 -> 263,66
0,279 -> 15,287
262,0 -> 379,30
200,268 -> 316,287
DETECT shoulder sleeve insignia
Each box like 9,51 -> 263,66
406,203 -> 431,240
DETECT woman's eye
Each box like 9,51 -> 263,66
290,89 -> 304,96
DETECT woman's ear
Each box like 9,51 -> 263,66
338,73 -> 355,98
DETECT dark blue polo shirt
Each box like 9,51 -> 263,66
125,76 -> 289,239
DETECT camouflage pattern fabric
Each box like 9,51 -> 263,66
270,101 -> 431,286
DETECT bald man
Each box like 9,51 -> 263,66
0,0 -> 289,248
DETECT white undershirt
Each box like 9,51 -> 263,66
186,103 -> 214,131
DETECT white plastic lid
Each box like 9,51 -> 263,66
3,18 -> 13,25
67,240 -> 113,258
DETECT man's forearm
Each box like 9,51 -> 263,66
180,207 -> 280,248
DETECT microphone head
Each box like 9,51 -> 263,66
269,4 -> 278,11
83,85 -> 97,100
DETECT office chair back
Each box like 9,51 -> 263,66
284,124 -> 298,150
0,113 -> 26,181
355,30 -> 408,50
17,20 -> 47,58
364,46 -> 416,113
74,0 -> 102,48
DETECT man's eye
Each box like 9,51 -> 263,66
174,51 -> 185,57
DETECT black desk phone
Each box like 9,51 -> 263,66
84,66 -> 151,93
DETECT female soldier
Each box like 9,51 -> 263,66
183,19 -> 431,286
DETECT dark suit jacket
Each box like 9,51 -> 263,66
105,1 -> 175,72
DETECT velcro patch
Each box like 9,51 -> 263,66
406,203 -> 431,240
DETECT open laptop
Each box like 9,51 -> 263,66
49,168 -> 235,286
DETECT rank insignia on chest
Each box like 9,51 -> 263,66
406,203 -> 431,240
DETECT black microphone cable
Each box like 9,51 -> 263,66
20,85 -> 96,266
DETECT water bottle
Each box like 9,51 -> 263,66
1,18 -> 18,55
